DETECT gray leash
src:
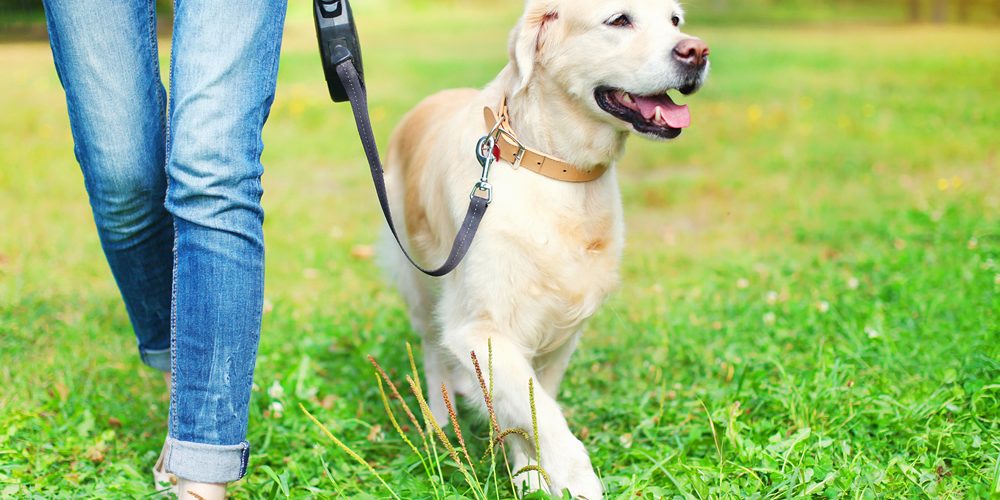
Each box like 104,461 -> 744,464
335,60 -> 495,277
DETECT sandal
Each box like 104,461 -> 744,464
152,439 -> 179,497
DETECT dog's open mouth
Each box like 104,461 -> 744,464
595,87 -> 690,139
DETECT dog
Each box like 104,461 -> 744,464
381,0 -> 709,496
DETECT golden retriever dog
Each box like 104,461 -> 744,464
382,0 -> 709,496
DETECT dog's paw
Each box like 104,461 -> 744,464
554,467 -> 603,499
543,438 -> 603,499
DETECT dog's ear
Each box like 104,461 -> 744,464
509,3 -> 559,95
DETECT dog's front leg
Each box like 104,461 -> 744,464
422,339 -> 456,425
535,331 -> 581,397
444,326 -> 603,499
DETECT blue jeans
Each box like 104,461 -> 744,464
43,0 -> 287,483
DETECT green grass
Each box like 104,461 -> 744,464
1,2 -> 999,498
683,0 -> 1000,25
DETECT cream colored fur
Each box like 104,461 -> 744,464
380,1 -> 706,497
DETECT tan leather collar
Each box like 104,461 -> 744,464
484,98 -> 608,183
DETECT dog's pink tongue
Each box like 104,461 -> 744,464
634,94 -> 690,129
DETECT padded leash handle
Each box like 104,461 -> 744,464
315,0 -> 489,277
334,61 -> 490,277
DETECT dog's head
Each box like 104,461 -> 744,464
509,0 -> 709,140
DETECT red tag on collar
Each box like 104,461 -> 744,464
492,144 -> 501,161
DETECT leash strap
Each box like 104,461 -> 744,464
335,60 -> 490,277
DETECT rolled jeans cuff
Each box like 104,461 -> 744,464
165,438 -> 250,483
140,348 -> 171,373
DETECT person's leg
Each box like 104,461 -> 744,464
163,0 -> 287,488
42,0 -> 173,372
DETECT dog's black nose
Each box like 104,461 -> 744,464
673,38 -> 710,68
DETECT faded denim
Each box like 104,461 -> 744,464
43,0 -> 287,483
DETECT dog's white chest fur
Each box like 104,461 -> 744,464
483,168 -> 625,352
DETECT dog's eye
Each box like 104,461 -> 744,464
605,14 -> 632,28
671,15 -> 681,27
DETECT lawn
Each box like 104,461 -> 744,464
1,2 -> 998,498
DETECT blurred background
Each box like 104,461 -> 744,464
4,0 -> 1000,32
1,0 -> 997,498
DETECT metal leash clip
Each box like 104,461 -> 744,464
471,134 -> 497,204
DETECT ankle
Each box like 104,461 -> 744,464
176,479 -> 227,500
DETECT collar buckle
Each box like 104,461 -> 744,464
512,146 -> 526,170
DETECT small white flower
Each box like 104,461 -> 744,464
865,327 -> 880,339
269,401 -> 284,418
268,381 -> 285,399
816,301 -> 830,314
765,291 -> 779,305
737,278 -> 750,289
847,277 -> 860,290
619,433 -> 634,449
763,312 -> 777,326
